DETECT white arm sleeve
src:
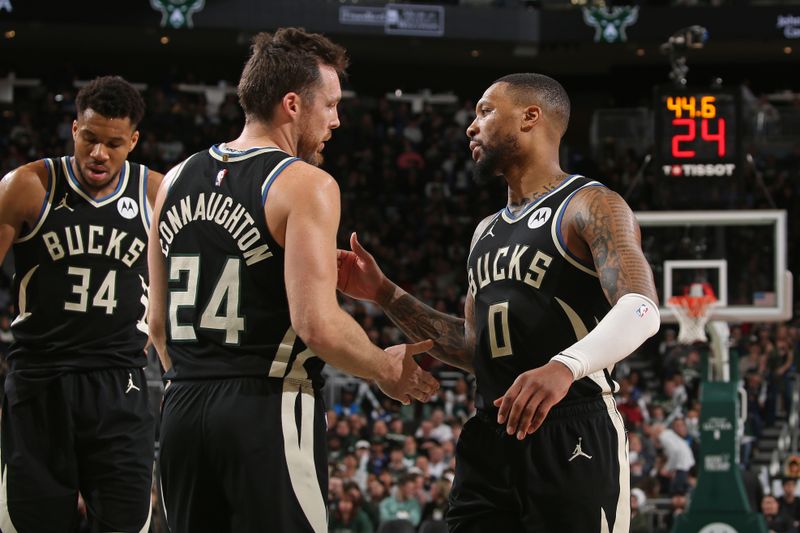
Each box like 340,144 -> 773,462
550,293 -> 660,380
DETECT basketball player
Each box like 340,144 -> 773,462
148,28 -> 438,533
337,73 -> 660,532
0,76 -> 162,532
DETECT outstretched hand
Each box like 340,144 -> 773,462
493,361 -> 573,439
337,232 -> 386,302
377,339 -> 440,405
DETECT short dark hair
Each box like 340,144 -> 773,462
75,76 -> 145,128
237,27 -> 348,124
493,73 -> 570,137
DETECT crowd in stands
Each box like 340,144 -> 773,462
1,79 -> 799,532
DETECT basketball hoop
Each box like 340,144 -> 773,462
667,283 -> 717,344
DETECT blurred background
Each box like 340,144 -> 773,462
2,1 -> 800,531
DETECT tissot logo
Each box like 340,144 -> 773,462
662,164 -> 736,177
527,207 -> 552,229
117,197 -> 139,220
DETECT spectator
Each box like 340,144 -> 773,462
428,409 -> 453,443
363,479 -> 387,529
617,377 -> 645,430
330,477 -> 345,503
762,494 -> 796,533
421,478 -> 451,523
335,387 -> 362,417
650,423 -> 696,495
426,443 -> 448,480
330,493 -> 374,533
744,370 -> 767,440
629,488 -> 651,533
443,377 -> 471,421
386,447 -> 409,481
778,478 -> 800,530
368,439 -> 388,474
340,452 -> 368,491
402,436 -> 419,468
379,475 -> 421,527
336,419 -> 358,454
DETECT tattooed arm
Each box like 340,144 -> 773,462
337,216 -> 496,373
562,186 -> 658,304
376,282 -> 474,373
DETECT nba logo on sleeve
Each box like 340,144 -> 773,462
635,303 -> 649,318
117,197 -> 139,220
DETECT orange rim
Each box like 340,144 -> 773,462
668,295 -> 717,318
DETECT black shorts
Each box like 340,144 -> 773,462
447,394 -> 629,533
0,367 -> 155,533
159,377 -> 328,533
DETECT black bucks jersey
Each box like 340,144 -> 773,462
10,157 -> 151,370
467,175 -> 615,410
158,145 -> 324,387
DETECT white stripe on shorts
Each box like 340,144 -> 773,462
603,394 -> 630,532
0,446 -> 20,533
281,380 -> 327,533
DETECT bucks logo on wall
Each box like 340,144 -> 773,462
582,6 -> 639,43
150,0 -> 205,29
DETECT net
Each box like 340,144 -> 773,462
667,283 -> 718,344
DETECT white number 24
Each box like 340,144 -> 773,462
169,256 -> 245,345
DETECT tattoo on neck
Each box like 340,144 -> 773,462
507,175 -> 565,215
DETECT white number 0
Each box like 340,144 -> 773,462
488,301 -> 513,358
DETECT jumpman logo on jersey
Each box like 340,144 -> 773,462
125,373 -> 141,394
568,437 -> 592,461
480,218 -> 498,240
54,193 -> 73,211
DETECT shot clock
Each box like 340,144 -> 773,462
654,86 -> 742,178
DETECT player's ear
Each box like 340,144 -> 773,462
282,92 -> 301,119
520,105 -> 541,132
129,130 -> 140,152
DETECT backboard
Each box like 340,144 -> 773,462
635,210 -> 792,323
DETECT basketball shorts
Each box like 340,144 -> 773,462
447,394 -> 630,533
1,367 -> 155,533
159,377 -> 329,533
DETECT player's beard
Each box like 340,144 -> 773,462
300,143 -> 323,167
472,133 -> 520,185
297,125 -> 324,167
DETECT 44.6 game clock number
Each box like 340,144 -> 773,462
654,87 -> 742,178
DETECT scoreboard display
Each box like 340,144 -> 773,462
654,87 -> 742,178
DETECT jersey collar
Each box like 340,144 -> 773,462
500,174 -> 581,224
64,157 -> 129,207
209,144 -> 284,162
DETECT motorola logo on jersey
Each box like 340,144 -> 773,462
527,207 -> 552,229
117,197 -> 139,220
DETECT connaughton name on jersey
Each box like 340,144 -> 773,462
158,192 -> 272,266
